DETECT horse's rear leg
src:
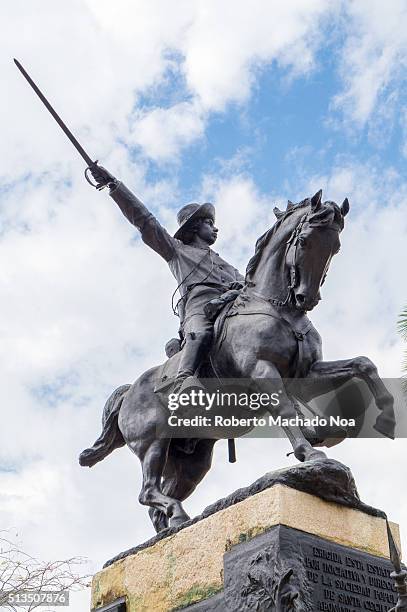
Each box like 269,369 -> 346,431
148,440 -> 216,533
163,439 -> 216,500
133,438 -> 190,529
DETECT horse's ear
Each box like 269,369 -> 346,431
274,207 -> 284,219
341,197 -> 350,217
311,190 -> 322,210
286,200 -> 294,210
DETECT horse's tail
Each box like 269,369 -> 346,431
79,384 -> 131,468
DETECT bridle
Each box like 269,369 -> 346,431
284,213 -> 308,300
250,212 -> 340,309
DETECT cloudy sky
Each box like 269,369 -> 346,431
1,1 -> 407,609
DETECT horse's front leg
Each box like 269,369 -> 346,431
252,359 -> 326,462
306,357 -> 395,439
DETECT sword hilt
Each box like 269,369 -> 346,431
84,162 -> 108,191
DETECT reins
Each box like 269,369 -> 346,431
249,212 -> 308,308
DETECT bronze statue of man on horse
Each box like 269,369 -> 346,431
79,167 -> 396,533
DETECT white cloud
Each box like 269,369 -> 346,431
182,0 -> 332,111
129,101 -> 206,161
334,0 -> 407,127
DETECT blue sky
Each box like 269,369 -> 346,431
1,2 -> 407,609
134,37 -> 407,205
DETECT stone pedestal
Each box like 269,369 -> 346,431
91,460 -> 402,611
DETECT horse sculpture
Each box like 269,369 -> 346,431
79,191 -> 395,533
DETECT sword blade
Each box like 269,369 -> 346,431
14,59 -> 95,168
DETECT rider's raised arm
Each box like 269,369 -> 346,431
90,166 -> 176,262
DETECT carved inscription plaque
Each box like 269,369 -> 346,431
301,535 -> 398,611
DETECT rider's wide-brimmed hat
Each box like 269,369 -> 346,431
174,202 -> 215,241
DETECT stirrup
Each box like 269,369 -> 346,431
173,375 -> 206,397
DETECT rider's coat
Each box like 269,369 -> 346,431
110,182 -> 244,331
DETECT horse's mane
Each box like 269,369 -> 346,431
246,197 -> 344,280
246,226 -> 280,280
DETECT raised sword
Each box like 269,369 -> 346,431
14,58 -> 103,189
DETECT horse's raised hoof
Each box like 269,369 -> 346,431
374,413 -> 396,440
294,443 -> 327,463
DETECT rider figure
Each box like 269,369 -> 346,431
90,166 -> 245,393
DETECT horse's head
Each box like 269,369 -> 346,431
246,190 -> 349,312
284,190 -> 349,311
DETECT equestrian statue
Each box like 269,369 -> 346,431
79,165 -> 396,533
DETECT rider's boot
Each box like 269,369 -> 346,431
172,331 -> 212,396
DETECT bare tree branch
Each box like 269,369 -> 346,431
0,531 -> 90,611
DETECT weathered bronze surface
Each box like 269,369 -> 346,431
78,168 -> 395,534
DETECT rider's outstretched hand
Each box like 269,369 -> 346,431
89,165 -> 117,189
